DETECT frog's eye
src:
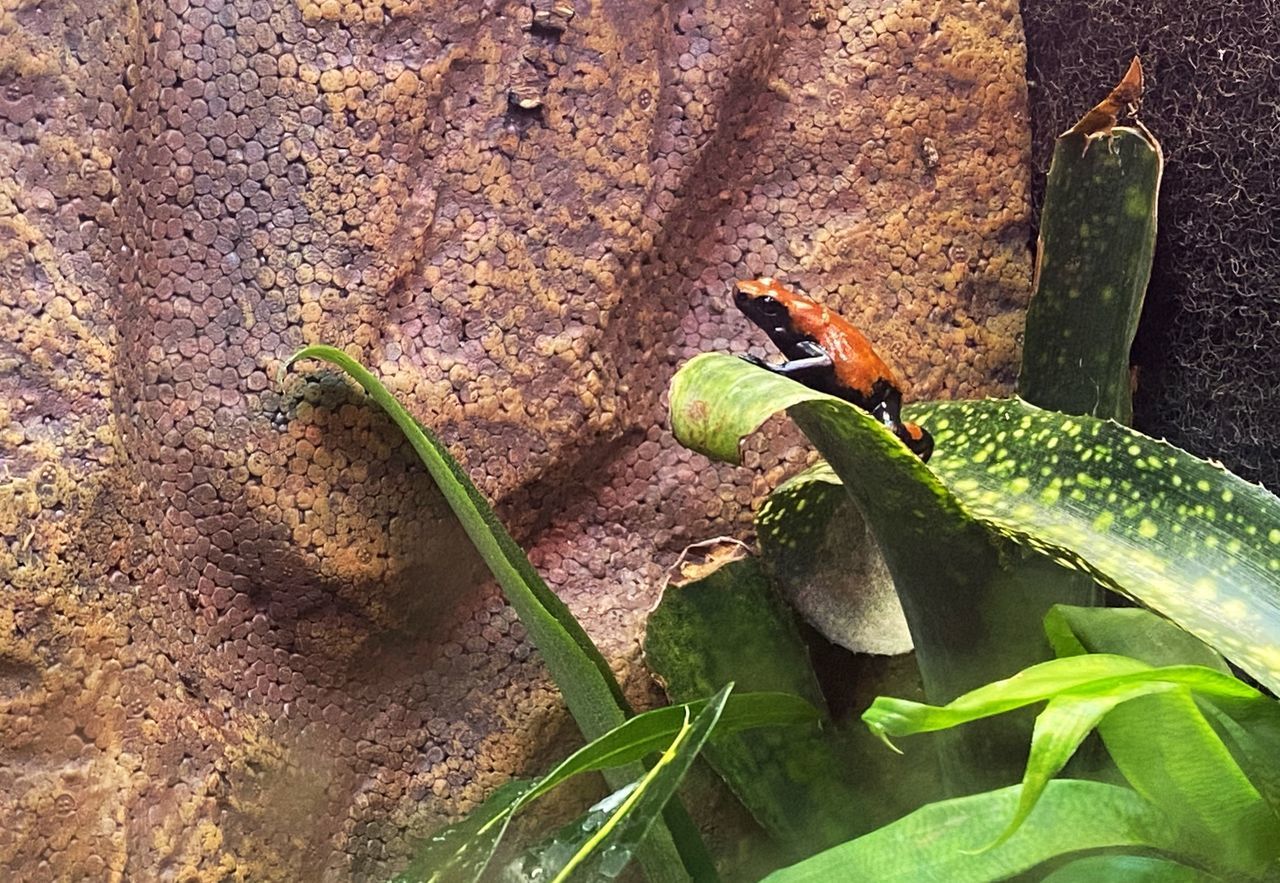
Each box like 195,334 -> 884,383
756,296 -> 786,317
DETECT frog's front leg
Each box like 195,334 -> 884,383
738,340 -> 833,384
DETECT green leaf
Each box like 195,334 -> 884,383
508,684 -> 735,882
762,780 -> 1179,883
862,655 -> 1260,744
1020,127 -> 1163,424
1198,696 -> 1280,822
283,346 -> 705,883
1096,688 -> 1279,875
645,558 -> 897,851
909,396 -> 1280,694
516,691 -> 821,816
671,353 -> 1093,789
396,692 -> 814,882
1042,605 -> 1280,869
285,346 -> 624,725
985,682 -> 1175,849
1044,605 -> 1230,672
391,780 -> 535,883
671,355 -> 1280,694
1040,855 -> 1213,883
862,654 -> 1278,873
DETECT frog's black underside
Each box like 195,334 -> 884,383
739,346 -> 929,459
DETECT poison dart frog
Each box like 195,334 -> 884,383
733,277 -> 934,461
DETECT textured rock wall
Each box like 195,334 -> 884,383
0,0 -> 1033,877
1023,4 -> 1280,489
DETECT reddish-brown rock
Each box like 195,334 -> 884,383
0,0 -> 1032,877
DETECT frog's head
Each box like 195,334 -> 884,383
733,278 -> 812,356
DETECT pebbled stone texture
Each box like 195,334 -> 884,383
1023,5 -> 1280,489
0,0 -> 1032,877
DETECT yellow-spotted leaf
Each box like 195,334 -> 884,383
908,397 -> 1280,694
1020,127 -> 1162,424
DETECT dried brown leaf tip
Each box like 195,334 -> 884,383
1063,56 -> 1144,155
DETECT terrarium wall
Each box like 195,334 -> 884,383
2,0 -> 1034,878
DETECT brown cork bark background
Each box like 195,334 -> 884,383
0,0 -> 1033,878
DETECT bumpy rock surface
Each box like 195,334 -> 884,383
1023,6 -> 1280,489
0,0 -> 1032,877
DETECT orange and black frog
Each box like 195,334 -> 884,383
733,277 -> 934,461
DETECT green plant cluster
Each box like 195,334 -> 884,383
280,111 -> 1280,880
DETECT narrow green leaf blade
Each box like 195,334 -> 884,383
284,346 -> 704,883
863,650 -> 1278,875
1198,696 -> 1280,821
863,656 -> 1260,743
1020,127 -> 1163,423
392,780 -> 535,883
510,685 -> 735,882
284,346 -> 625,724
1050,604 -> 1280,871
518,691 -> 821,812
393,694 -> 809,882
762,780 -> 1179,883
864,654 -> 1147,742
988,683 -> 1175,848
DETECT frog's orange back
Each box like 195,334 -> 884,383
738,277 -> 901,399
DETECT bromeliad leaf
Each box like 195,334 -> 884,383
671,352 -> 1093,791
1020,127 -> 1162,424
755,463 -> 912,656
909,396 -> 1280,694
645,558 -> 933,853
1043,604 -> 1230,671
669,353 -> 1280,692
